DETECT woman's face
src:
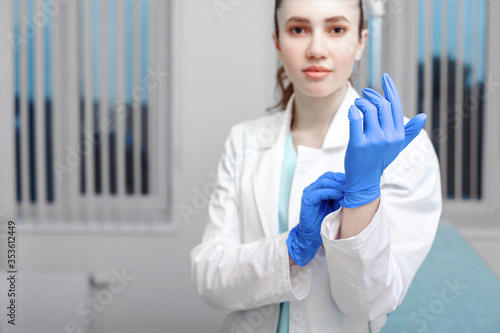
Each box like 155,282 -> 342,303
273,0 -> 368,98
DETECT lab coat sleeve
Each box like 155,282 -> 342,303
190,124 -> 311,314
320,130 -> 442,320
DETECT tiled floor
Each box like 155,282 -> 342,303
382,221 -> 500,332
466,239 -> 500,279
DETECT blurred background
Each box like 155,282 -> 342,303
0,0 -> 499,332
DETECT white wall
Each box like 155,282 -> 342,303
1,0 -> 278,332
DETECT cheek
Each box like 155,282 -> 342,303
330,40 -> 359,66
280,43 -> 303,69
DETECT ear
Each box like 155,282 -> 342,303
354,28 -> 369,61
272,31 -> 283,62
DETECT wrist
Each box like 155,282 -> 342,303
340,184 -> 380,208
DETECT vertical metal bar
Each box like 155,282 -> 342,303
51,0 -> 64,221
35,0 -> 47,215
476,0 -> 487,200
157,0 -> 169,208
484,0 -> 500,209
431,0 -> 441,159
446,0 -> 458,199
27,0 -> 37,206
116,0 -> 126,198
0,0 -> 17,222
61,0 -> 81,223
149,0 -> 159,198
14,0 -> 22,205
417,0 -> 426,120
125,0 -> 134,194
92,0 -> 101,195
83,0 -> 94,197
44,0 -> 54,205
454,0 -> 464,200
461,0 -> 473,199
405,0 -> 419,118
469,0 -> 480,200
78,0 -> 85,195
19,0 -> 31,212
108,0 -> 117,195
100,0 -> 110,197
439,0 -> 449,200
423,0 -> 433,141
133,0 -> 141,196
140,0 -> 149,195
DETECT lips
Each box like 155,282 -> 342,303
303,66 -> 331,72
303,66 -> 331,79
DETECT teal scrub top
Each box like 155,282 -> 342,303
276,132 -> 297,333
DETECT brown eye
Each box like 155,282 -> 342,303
289,26 -> 307,34
330,27 -> 346,34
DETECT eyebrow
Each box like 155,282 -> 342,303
285,16 -> 350,25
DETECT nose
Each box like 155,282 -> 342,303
306,31 -> 328,59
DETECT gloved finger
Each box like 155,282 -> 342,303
361,88 -> 395,135
382,73 -> 404,134
320,171 -> 346,183
401,113 -> 427,151
309,171 -> 345,185
304,172 -> 345,193
303,188 -> 344,207
306,178 -> 345,192
354,97 -> 382,137
347,105 -> 363,145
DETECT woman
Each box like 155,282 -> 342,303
190,0 -> 442,332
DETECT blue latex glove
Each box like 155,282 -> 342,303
287,172 -> 345,267
339,73 -> 427,208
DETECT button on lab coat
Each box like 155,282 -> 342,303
190,83 -> 442,333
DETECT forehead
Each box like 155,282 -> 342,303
277,0 -> 360,25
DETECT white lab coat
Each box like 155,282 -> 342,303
190,83 -> 442,333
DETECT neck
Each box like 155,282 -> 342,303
291,82 -> 348,133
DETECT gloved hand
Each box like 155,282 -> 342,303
287,172 -> 345,267
340,73 -> 427,208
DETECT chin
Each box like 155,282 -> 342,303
295,83 -> 344,99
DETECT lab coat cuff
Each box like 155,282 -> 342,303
279,232 -> 311,302
321,199 -> 384,252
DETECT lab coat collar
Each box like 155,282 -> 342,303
262,82 -> 359,150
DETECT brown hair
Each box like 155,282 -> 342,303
268,0 -> 368,111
